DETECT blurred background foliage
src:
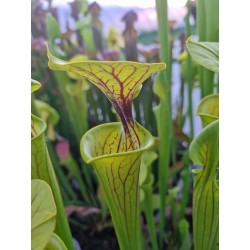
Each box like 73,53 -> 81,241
31,0 -> 218,249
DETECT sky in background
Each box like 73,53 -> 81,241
53,0 -> 188,9
88,0 -> 156,8
52,0 -> 189,35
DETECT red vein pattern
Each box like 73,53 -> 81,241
31,114 -> 74,249
48,51 -> 165,150
81,122 -> 152,249
31,115 -> 52,183
191,121 -> 219,250
48,49 -> 165,250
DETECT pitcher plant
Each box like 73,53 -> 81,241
47,45 -> 166,250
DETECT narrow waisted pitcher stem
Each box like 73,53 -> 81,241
47,49 -> 166,249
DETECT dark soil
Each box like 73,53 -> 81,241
71,223 -> 119,250
69,206 -> 193,250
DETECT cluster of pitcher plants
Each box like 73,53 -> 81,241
31,0 -> 219,249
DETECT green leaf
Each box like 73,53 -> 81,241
45,14 -> 61,43
31,114 -> 75,250
189,120 -> 219,250
180,55 -> 198,82
45,233 -> 67,250
169,186 -> 180,197
75,14 -> 91,28
196,93 -> 219,127
141,151 -> 158,168
139,151 -> 158,250
107,28 -> 125,51
139,189 -> 145,203
186,37 -> 219,73
45,14 -> 65,58
179,160 -> 191,220
139,151 -> 157,186
79,0 -> 88,13
153,71 -> 168,102
178,219 -> 191,250
35,100 -> 59,126
169,186 -> 181,232
31,113 -> 47,140
31,79 -> 41,93
152,70 -> 171,245
31,180 -> 57,250
139,161 -> 148,186
75,14 -> 95,52
34,100 -> 60,141
80,122 -> 154,250
66,80 -> 90,96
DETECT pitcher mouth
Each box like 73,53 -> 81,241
80,122 -> 155,164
